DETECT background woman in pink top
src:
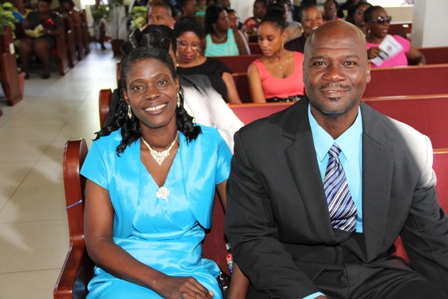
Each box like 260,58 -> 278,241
248,7 -> 305,103
365,5 -> 425,67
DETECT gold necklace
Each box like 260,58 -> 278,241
212,32 -> 227,42
141,134 -> 178,166
277,52 -> 289,70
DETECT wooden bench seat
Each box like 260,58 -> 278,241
418,46 -> 448,64
0,26 -> 23,106
363,94 -> 448,148
388,22 -> 412,40
100,88 -> 448,149
232,73 -> 251,103
248,42 -> 262,55
214,54 -> 261,73
233,63 -> 448,102
364,64 -> 448,98
229,102 -> 293,124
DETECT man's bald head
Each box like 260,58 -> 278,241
304,21 -> 367,62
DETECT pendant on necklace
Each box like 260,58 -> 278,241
156,186 -> 170,202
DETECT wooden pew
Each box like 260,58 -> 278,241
248,42 -> 262,55
99,88 -> 112,128
363,94 -> 448,148
232,72 -> 251,103
0,26 -> 23,106
364,64 -> 448,98
247,35 -> 258,43
233,64 -> 448,103
388,22 -> 412,40
418,46 -> 448,65
229,102 -> 293,124
229,95 -> 448,149
214,54 -> 261,73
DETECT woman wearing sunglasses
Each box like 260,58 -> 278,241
364,6 -> 425,67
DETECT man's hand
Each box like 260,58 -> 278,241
153,275 -> 214,299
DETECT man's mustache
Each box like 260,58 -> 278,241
319,83 -> 351,90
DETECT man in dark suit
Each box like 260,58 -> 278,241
225,21 -> 448,299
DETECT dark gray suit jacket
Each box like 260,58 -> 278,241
225,97 -> 448,298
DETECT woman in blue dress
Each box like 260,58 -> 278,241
81,29 -> 232,298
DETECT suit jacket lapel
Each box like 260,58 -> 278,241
283,98 -> 338,243
360,102 -> 395,261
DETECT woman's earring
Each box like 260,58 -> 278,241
177,92 -> 181,107
127,105 -> 132,119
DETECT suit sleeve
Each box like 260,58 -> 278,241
225,132 -> 321,298
401,135 -> 448,294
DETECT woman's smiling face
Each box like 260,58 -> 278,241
123,58 -> 179,130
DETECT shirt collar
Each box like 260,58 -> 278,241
308,104 -> 363,162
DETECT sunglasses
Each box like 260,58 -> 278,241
370,16 -> 392,24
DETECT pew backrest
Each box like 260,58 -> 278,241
248,42 -> 262,55
232,73 -> 252,103
229,102 -> 293,124
215,55 -> 261,73
364,64 -> 448,98
363,94 -> 448,148
388,22 -> 412,40
418,47 -> 448,65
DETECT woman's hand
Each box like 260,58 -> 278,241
153,275 -> 214,299
367,47 -> 381,60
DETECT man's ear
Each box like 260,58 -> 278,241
366,60 -> 372,83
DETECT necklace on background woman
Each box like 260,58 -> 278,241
212,32 -> 227,42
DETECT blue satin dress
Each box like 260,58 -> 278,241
80,126 -> 232,299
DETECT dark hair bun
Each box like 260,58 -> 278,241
121,28 -> 171,56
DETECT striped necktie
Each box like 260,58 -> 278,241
324,143 -> 357,232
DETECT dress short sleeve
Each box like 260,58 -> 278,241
80,139 -> 109,190
215,130 -> 232,185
